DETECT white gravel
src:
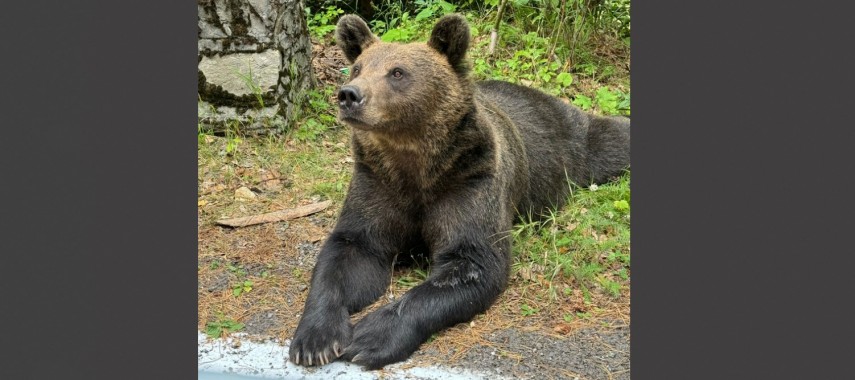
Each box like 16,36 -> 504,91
198,332 -> 509,380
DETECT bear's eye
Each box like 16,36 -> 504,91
352,67 -> 360,76
391,69 -> 404,79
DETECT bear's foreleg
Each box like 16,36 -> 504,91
289,222 -> 400,366
343,190 -> 512,369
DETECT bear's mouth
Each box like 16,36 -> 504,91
339,115 -> 375,130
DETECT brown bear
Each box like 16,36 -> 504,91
288,14 -> 630,369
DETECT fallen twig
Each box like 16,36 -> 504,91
216,200 -> 332,228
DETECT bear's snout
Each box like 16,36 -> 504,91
338,85 -> 365,111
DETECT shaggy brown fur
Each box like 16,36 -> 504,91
288,14 -> 630,369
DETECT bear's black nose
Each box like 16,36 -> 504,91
338,85 -> 364,110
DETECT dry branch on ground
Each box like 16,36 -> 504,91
216,201 -> 332,227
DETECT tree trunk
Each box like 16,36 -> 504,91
198,0 -> 315,134
273,0 -> 316,124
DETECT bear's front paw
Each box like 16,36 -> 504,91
289,309 -> 351,367
342,306 -> 424,369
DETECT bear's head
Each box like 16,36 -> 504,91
334,14 -> 473,134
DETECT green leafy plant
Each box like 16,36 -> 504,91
291,86 -> 338,142
618,91 -> 631,115
205,314 -> 245,338
576,63 -> 598,78
572,95 -> 593,110
379,12 -> 418,42
295,118 -> 326,141
520,304 -> 539,316
593,87 -> 630,116
556,72 -> 573,87
306,6 -> 344,39
226,263 -> 248,277
232,280 -> 254,297
595,87 -> 619,115
413,0 -> 457,22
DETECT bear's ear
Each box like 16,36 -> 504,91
428,14 -> 470,73
335,15 -> 378,63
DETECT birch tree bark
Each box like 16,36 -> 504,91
198,0 -> 315,133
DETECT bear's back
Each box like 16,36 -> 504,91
476,80 -> 594,219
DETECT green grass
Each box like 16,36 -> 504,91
512,173 -> 631,299
198,84 -> 352,210
396,268 -> 430,288
199,133 -> 351,203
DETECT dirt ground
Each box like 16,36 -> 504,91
198,41 -> 630,380
198,214 -> 629,379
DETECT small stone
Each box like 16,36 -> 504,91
235,186 -> 257,201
